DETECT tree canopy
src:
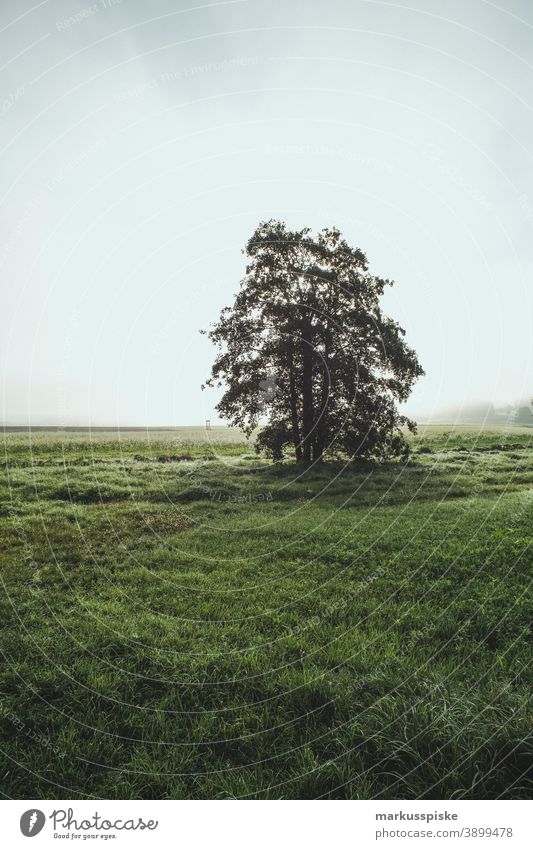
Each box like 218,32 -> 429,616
203,220 -> 424,463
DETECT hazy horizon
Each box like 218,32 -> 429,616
3,396 -> 532,428
2,0 -> 533,426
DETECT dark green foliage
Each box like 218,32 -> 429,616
204,221 -> 423,463
255,420 -> 292,462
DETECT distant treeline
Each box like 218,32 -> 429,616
424,401 -> 533,425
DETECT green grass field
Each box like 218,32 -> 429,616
0,425 -> 531,799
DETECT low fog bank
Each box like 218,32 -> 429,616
416,400 -> 533,426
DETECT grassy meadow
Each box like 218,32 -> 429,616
0,424 -> 531,799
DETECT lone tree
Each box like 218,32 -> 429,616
203,220 -> 424,463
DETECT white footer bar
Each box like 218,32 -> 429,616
2,799 -> 531,848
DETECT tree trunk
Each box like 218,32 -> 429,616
313,345 -> 330,462
286,344 -> 302,462
301,321 -> 314,464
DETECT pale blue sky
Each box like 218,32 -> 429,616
1,0 -> 532,425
